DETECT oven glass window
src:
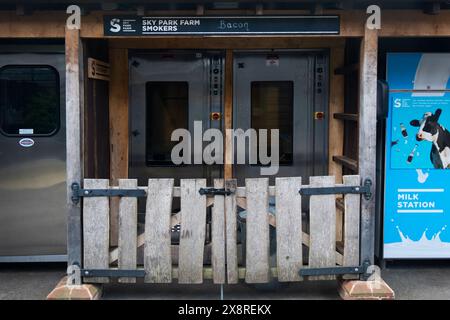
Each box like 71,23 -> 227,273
0,65 -> 60,136
251,81 -> 294,165
146,81 -> 189,165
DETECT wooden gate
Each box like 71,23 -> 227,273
80,175 -> 363,284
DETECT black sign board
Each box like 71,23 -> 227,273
104,16 -> 340,36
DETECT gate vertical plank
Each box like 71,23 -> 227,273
212,179 -> 226,284
144,179 -> 174,283
225,179 -> 238,284
308,176 -> 336,280
178,179 -> 207,284
276,177 -> 303,282
245,178 -> 270,283
83,179 -> 110,283
343,175 -> 361,268
118,179 -> 138,283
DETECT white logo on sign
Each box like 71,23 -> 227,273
393,98 -> 401,108
110,18 -> 121,33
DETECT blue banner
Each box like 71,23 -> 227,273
384,53 -> 450,258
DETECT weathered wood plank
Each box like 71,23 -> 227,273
178,179 -> 207,284
118,179 -> 138,283
109,48 -> 129,247
342,175 -> 361,266
225,179 -> 238,284
83,179 -> 110,283
343,176 -> 361,279
359,28 -> 378,266
329,45 -> 345,183
224,50 -> 233,179
211,179 -> 226,284
144,179 -> 174,283
65,27 -> 82,267
276,177 -> 303,282
245,178 -> 270,283
308,176 -> 336,280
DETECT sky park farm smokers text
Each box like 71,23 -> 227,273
142,19 -> 200,32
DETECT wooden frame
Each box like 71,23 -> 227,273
4,6 -> 412,277
2,10 -> 450,39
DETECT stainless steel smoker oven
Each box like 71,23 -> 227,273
129,49 -> 329,214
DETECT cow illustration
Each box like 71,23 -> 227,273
410,108 -> 450,169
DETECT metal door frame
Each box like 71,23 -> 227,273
0,47 -> 67,262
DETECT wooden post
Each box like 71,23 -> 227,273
65,27 -> 82,267
224,50 -> 233,179
328,44 -> 345,182
358,28 -> 378,267
109,48 -> 129,246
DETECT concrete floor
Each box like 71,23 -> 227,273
1,262 -> 450,300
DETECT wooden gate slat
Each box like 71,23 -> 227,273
276,177 -> 303,282
245,178 -> 270,283
83,179 -> 110,283
211,179 -> 226,284
308,176 -> 336,280
118,179 -> 138,283
343,175 -> 361,272
225,179 -> 238,284
178,179 -> 207,284
144,179 -> 174,283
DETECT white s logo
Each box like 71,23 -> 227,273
110,18 -> 121,33
393,98 -> 401,108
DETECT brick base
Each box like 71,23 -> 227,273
46,276 -> 102,300
338,278 -> 395,300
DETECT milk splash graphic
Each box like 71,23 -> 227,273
384,225 -> 450,258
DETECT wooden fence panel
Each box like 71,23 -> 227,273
308,176 -> 336,280
80,175 -> 362,284
211,179 -> 226,284
83,179 -> 110,283
118,179 -> 138,283
245,178 -> 270,283
225,179 -> 239,284
144,179 -> 174,283
276,177 -> 303,282
178,179 -> 207,284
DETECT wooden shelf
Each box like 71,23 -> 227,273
334,63 -> 359,75
333,113 -> 358,122
332,155 -> 358,172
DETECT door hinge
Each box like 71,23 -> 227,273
299,260 -> 372,280
71,182 -> 146,205
299,178 -> 372,200
199,187 -> 235,196
81,269 -> 146,278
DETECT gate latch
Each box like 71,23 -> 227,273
199,187 -> 235,196
71,182 -> 146,205
299,260 -> 372,280
299,178 -> 372,200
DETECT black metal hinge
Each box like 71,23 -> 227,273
71,182 -> 146,205
199,187 -> 235,196
299,178 -> 372,200
81,269 -> 146,278
299,260 -> 372,280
